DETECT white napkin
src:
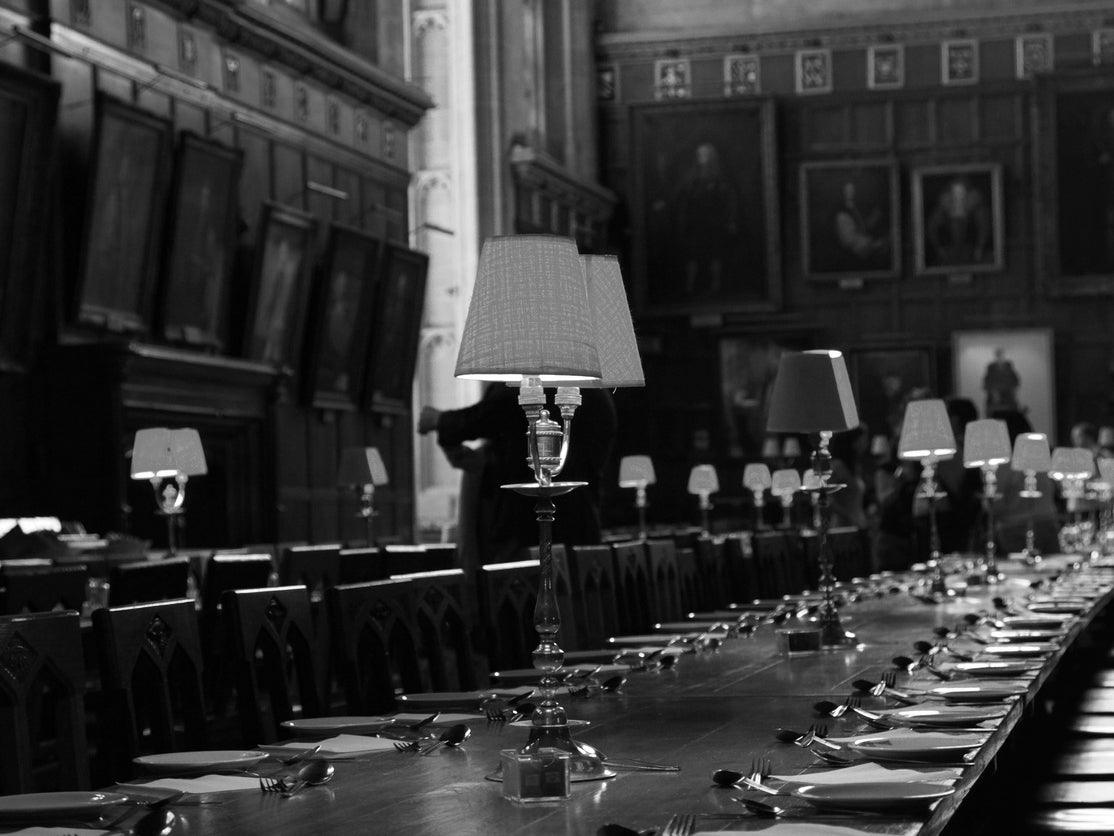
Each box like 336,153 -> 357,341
694,826 -> 876,836
116,774 -> 261,794
262,734 -> 398,758
770,762 -> 962,785
827,728 -> 987,747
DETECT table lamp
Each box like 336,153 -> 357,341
897,399 -> 956,596
1050,447 -> 1096,552
802,468 -> 822,529
1097,458 -> 1114,553
1011,432 -> 1051,563
742,463 -> 772,530
767,349 -> 860,645
771,468 -> 802,529
761,437 -> 781,462
455,238 -> 642,781
337,446 -> 389,546
618,455 -> 655,539
782,437 -> 803,465
130,427 -> 207,554
688,465 -> 719,536
963,418 -> 1012,582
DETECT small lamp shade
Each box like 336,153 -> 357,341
743,463 -> 772,491
618,455 -> 656,487
687,464 -> 719,495
782,437 -> 802,458
802,468 -> 822,490
338,447 -> 389,487
454,235 -> 600,382
767,350 -> 859,433
870,435 -> 891,457
963,419 -> 1012,468
771,468 -> 802,497
1048,447 -> 1095,480
1011,433 -> 1051,473
1098,458 -> 1114,485
761,437 -> 781,459
575,255 -> 644,388
897,399 -> 956,461
131,428 -> 207,479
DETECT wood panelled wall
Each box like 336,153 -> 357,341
595,10 -> 1114,526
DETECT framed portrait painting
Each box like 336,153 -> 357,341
243,203 -> 316,369
1035,71 -> 1114,296
75,94 -> 174,334
0,62 -> 59,372
158,132 -> 243,349
952,328 -> 1056,440
912,163 -> 1004,276
631,99 -> 781,316
304,224 -> 382,410
800,159 -> 899,281
362,243 -> 429,413
847,346 -> 935,440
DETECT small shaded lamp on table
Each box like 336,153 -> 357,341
1049,447 -> 1096,551
130,427 -> 207,555
337,446 -> 389,546
688,465 -> 719,536
771,468 -> 802,529
962,418 -> 1012,581
742,463 -> 772,530
766,350 -> 860,645
897,399 -> 957,596
454,237 -> 643,781
1011,432 -> 1051,563
1096,458 -> 1114,552
618,455 -> 655,539
802,468 -> 823,529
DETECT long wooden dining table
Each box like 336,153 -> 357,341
91,556 -> 1110,835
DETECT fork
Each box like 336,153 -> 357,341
393,740 -> 420,753
259,774 -> 291,793
661,813 -> 697,836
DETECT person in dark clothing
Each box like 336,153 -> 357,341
419,384 -> 617,564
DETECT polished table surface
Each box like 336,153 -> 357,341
87,557 -> 1112,835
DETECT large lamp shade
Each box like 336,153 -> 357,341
767,350 -> 859,433
897,399 -> 956,461
963,419 -> 1011,468
1048,447 -> 1095,480
337,446 -> 389,487
131,428 -> 207,479
618,455 -> 656,487
576,255 -> 644,388
454,235 -> 601,382
1011,433 -> 1051,473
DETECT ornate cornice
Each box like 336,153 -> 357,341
509,145 -> 616,220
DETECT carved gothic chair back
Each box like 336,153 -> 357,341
751,531 -> 798,598
723,532 -> 757,604
610,540 -> 652,634
326,578 -> 423,714
646,538 -> 683,623
107,556 -> 191,606
383,543 -> 457,576
92,598 -> 206,781
221,584 -> 323,745
566,544 -> 620,649
280,544 -> 342,603
0,563 -> 89,614
338,546 -> 390,584
0,610 -> 89,794
477,560 -> 539,671
674,546 -> 701,616
692,535 -> 730,610
403,569 -> 485,693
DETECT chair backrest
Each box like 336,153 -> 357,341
402,569 -> 485,691
108,557 -> 191,606
477,560 -> 539,671
327,579 -> 424,714
280,544 -> 341,602
645,538 -> 682,622
722,532 -> 757,604
566,544 -> 620,648
674,546 -> 701,616
338,547 -> 390,584
92,598 -> 206,780
0,564 -> 89,614
221,585 -> 322,745
692,535 -> 729,610
610,540 -> 651,634
751,531 -> 797,597
201,554 -> 274,610
0,610 -> 89,794
383,544 -> 457,576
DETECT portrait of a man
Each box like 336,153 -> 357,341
913,163 -> 1003,275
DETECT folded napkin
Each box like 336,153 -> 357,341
2,829 -> 109,836
115,774 -> 260,794
771,762 -> 962,785
694,826 -> 876,836
262,734 -> 398,759
828,728 -> 987,746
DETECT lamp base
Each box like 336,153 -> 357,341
485,720 -> 617,784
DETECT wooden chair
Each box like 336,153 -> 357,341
829,526 -> 871,580
566,544 -> 621,648
675,546 -> 701,615
404,569 -> 485,692
338,547 -> 389,584
221,585 -> 323,745
280,544 -> 341,602
611,540 -> 652,634
0,564 -> 88,614
646,538 -> 683,623
722,532 -> 757,604
477,560 -> 539,671
92,599 -> 206,781
692,535 -> 730,610
0,610 -> 89,794
751,531 -> 797,597
383,544 -> 457,576
107,557 -> 191,606
327,579 -> 424,713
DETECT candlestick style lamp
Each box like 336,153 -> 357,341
743,463 -> 772,530
688,465 -> 719,536
767,350 -> 860,645
1011,432 -> 1051,563
761,437 -> 781,462
897,399 -> 957,596
337,446 -> 389,546
1097,458 -> 1114,553
455,238 -> 643,781
130,427 -> 207,554
962,419 -> 1012,582
782,437 -> 803,465
771,468 -> 802,529
618,455 -> 655,539
1049,447 -> 1096,553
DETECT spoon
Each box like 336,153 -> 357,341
734,796 -> 785,818
131,808 -> 177,836
596,825 -> 654,836
420,723 -> 471,755
599,674 -> 626,693
711,768 -> 746,787
281,759 -> 335,798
